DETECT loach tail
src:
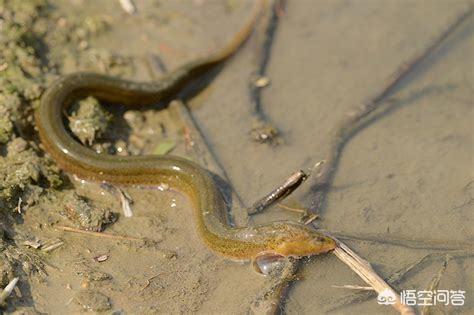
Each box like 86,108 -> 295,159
209,0 -> 267,63
156,0 -> 267,99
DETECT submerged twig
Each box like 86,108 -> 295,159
247,170 -> 308,215
248,161 -> 325,215
249,0 -> 286,143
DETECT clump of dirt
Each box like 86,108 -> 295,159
0,141 -> 62,208
61,191 -> 117,231
68,96 -> 112,146
0,0 -> 63,212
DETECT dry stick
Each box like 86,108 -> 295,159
329,250 -> 472,312
0,277 -> 19,305
250,6 -> 473,314
333,240 -> 415,315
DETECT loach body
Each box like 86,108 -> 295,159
35,0 -> 336,261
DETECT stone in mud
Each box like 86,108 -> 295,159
68,96 -> 112,146
62,192 -> 116,231
0,148 -> 62,207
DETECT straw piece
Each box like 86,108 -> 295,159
333,240 -> 415,315
0,277 -> 19,305
118,0 -> 136,14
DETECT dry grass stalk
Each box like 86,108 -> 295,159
333,240 -> 415,315
0,277 -> 19,305
116,186 -> 133,217
118,0 -> 136,14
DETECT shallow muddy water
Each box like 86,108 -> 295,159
1,0 -> 473,314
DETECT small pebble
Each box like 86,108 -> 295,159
94,254 -> 108,262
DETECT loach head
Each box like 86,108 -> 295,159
266,223 -> 336,258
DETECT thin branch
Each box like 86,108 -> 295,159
247,170 -> 308,215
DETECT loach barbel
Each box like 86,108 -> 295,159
35,0 -> 336,262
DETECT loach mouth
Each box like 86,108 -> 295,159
315,236 -> 337,253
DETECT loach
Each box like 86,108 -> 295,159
35,0 -> 336,264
